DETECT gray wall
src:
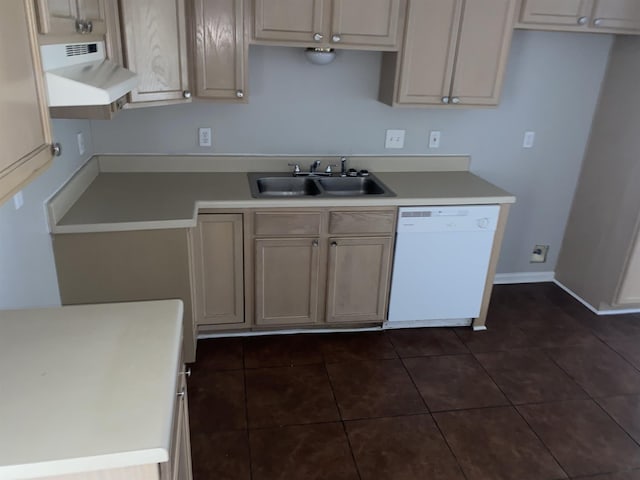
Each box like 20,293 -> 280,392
91,30 -> 613,275
0,120 -> 93,309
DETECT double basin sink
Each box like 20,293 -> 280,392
248,172 -> 396,198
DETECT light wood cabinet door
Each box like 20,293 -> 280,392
193,0 -> 247,100
192,214 -> 245,326
0,0 -> 53,205
36,0 -> 106,35
519,0 -> 592,26
255,237 -> 322,325
395,0 -> 462,104
330,0 -> 402,48
591,0 -> 640,32
451,0 -> 517,106
120,0 -> 191,104
326,237 -> 392,323
253,0 -> 327,43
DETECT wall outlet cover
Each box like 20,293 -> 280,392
385,129 -> 405,149
530,244 -> 549,263
76,132 -> 85,155
13,191 -> 24,210
198,127 -> 212,147
429,131 -> 441,149
523,131 -> 535,149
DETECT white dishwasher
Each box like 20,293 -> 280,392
387,205 -> 500,328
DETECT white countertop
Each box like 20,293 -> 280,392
0,300 -> 184,479
52,170 -> 515,234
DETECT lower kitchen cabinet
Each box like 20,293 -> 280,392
326,236 -> 392,323
162,370 -> 193,480
191,213 -> 245,328
254,237 -> 322,326
252,208 -> 396,327
52,229 -> 197,363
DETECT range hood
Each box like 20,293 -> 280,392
40,41 -> 137,107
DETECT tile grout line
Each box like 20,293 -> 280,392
322,360 -> 363,480
468,340 -> 572,479
398,355 -> 470,480
241,341 -> 255,480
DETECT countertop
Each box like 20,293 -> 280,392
0,300 -> 184,479
53,170 -> 515,233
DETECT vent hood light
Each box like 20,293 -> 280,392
40,41 -> 137,107
304,47 -> 336,65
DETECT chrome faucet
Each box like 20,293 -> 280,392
340,156 -> 348,177
309,160 -> 322,174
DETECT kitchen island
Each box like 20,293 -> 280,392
0,300 -> 191,480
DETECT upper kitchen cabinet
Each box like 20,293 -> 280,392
120,0 -> 192,105
35,0 -> 107,37
517,0 -> 640,34
252,0 -> 405,50
1,0 -> 54,205
379,0 -> 517,107
192,0 -> 248,101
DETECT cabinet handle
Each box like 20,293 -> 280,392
183,90 -> 192,99
181,367 -> 191,377
441,96 -> 450,104
177,387 -> 186,398
312,239 -> 319,247
593,18 -> 603,26
313,32 -> 324,42
51,143 -> 62,157
331,241 -> 338,247
577,16 -> 588,25
235,90 -> 244,98
331,34 -> 341,43
451,97 -> 461,104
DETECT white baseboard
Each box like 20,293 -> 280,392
553,279 -> 640,315
493,272 -> 555,284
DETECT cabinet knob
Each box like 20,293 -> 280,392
451,97 -> 461,104
86,20 -> 93,33
235,90 -> 244,98
181,367 -> 191,377
441,96 -> 450,104
331,34 -> 341,43
183,90 -> 192,99
51,143 -> 62,157
313,32 -> 324,42
75,19 -> 85,33
331,241 -> 338,247
312,239 -> 319,247
593,18 -> 603,26
577,16 -> 588,25
177,387 -> 186,398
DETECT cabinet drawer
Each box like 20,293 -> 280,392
254,211 -> 322,236
329,210 -> 396,235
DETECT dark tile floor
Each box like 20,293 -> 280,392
187,283 -> 640,480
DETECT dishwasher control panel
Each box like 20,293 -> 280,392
396,205 -> 500,233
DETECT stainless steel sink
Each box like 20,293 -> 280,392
254,176 -> 321,196
318,177 -> 387,196
248,172 -> 395,198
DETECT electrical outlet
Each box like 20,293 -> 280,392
530,244 -> 549,263
523,131 -> 535,149
198,127 -> 212,147
429,131 -> 441,149
385,129 -> 405,149
76,132 -> 85,155
13,191 -> 24,210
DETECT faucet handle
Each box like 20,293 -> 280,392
310,160 -> 322,172
288,163 -> 301,174
325,164 -> 338,174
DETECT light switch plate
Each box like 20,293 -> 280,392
13,191 -> 24,210
385,129 -> 405,149
523,131 -> 535,149
76,132 -> 85,155
198,127 -> 212,147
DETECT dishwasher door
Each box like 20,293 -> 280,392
387,205 -> 500,325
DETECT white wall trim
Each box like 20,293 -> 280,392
553,279 -> 640,315
493,272 -> 555,284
